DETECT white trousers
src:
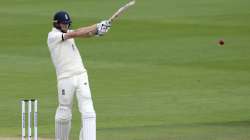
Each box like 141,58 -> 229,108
56,72 -> 95,113
55,72 -> 96,140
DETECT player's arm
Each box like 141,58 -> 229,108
63,20 -> 111,40
63,24 -> 97,40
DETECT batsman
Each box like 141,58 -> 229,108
47,11 -> 111,140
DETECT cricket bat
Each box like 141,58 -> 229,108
108,0 -> 136,23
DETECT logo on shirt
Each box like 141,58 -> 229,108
62,89 -> 65,95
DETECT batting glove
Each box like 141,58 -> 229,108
96,20 -> 111,36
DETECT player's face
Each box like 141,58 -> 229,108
60,23 -> 70,33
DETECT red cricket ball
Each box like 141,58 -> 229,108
218,39 -> 225,46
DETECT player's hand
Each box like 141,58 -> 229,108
96,20 -> 111,36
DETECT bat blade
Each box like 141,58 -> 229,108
109,0 -> 136,23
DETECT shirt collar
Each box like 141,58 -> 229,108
52,27 -> 61,32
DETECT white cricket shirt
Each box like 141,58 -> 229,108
47,28 -> 86,80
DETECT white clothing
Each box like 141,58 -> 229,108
55,70 -> 96,140
47,28 -> 86,80
56,72 -> 95,113
47,28 -> 96,140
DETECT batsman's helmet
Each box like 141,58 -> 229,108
53,11 -> 72,29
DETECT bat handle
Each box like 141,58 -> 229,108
108,19 -> 112,23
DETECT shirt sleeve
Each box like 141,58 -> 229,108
47,32 -> 64,47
